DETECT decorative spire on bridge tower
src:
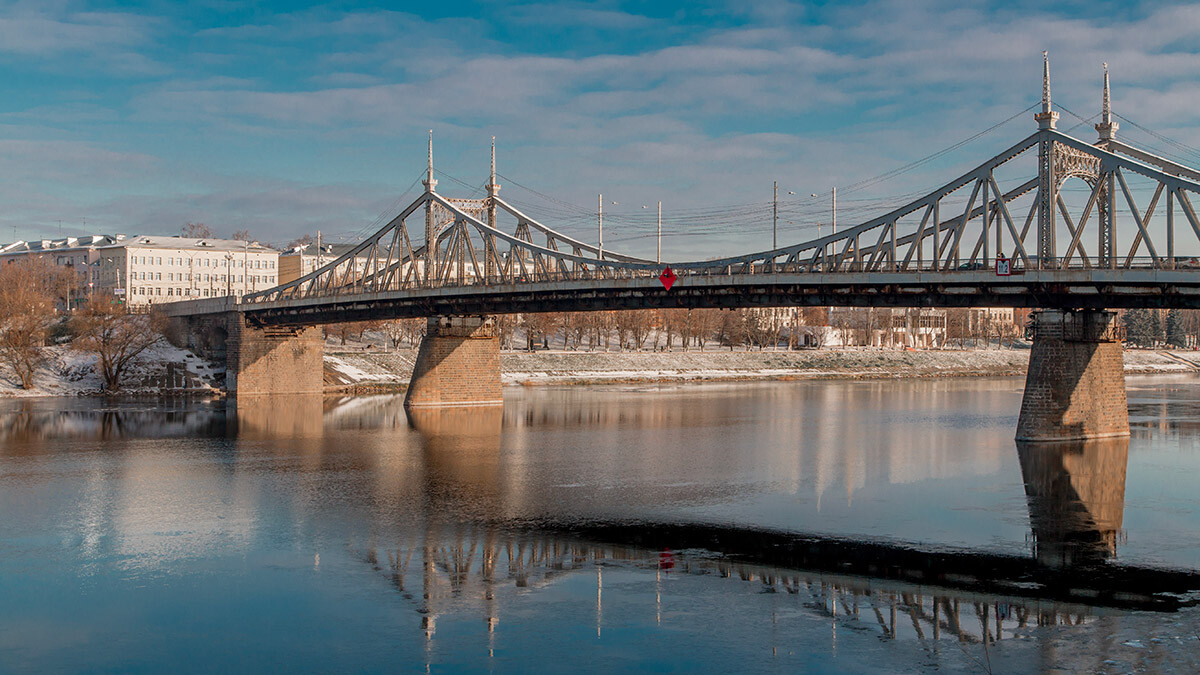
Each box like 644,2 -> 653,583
1034,51 -> 1060,130
423,130 -> 438,283
1035,51 -> 1059,268
485,137 -> 500,278
1095,63 -> 1119,143
486,137 -> 500,202
422,130 -> 438,193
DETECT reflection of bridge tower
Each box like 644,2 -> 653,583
228,394 -> 325,438
1017,438 -> 1129,567
406,405 -> 506,518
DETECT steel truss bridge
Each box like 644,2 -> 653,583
231,62 -> 1200,326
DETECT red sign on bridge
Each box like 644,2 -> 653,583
658,267 -> 676,290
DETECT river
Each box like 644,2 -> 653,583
2,377 -> 1200,672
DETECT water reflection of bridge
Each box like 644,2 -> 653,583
1,393 -> 1192,618
363,526 -> 1113,653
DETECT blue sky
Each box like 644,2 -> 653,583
2,0 -> 1198,259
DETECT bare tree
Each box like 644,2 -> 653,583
521,312 -> 559,350
182,222 -> 215,238
70,297 -> 163,391
0,258 -> 61,388
614,310 -> 652,349
231,229 -> 252,241
286,234 -> 315,250
690,309 -> 721,349
382,320 -> 406,349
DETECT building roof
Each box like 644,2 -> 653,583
0,234 -> 123,256
282,242 -> 363,258
113,235 -> 277,253
0,234 -> 279,256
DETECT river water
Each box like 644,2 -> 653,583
3,377 -> 1200,672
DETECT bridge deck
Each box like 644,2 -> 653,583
159,268 -> 1200,325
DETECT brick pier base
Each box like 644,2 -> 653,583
1016,309 -> 1129,442
228,320 -> 324,395
404,315 -> 503,408
164,310 -> 324,396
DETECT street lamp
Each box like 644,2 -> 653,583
811,188 -> 837,234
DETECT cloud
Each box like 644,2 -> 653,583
6,0 -> 1200,256
0,10 -> 151,55
505,2 -> 658,30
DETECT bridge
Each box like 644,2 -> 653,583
162,55 -> 1200,441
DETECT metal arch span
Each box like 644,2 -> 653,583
218,124 -> 1200,323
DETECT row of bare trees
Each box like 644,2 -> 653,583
0,258 -> 162,390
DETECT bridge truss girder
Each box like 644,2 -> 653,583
238,127 -> 1200,315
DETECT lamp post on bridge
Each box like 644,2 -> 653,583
772,182 -> 795,250
598,194 -> 603,260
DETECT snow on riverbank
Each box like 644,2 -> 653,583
323,347 -> 1200,389
0,342 -> 221,397
7,344 -> 1197,398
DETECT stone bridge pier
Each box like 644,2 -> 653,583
165,310 -> 324,396
405,315 -> 502,408
1016,309 -> 1130,442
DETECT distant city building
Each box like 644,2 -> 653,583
279,243 -> 366,284
101,236 -> 279,305
280,242 -> 475,286
0,234 -> 280,306
966,307 -> 1017,335
789,307 -> 948,348
0,235 -> 124,306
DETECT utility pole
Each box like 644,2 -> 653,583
597,194 -> 603,260
243,240 -> 249,297
832,186 -> 837,234
657,201 -> 662,264
773,181 -> 778,250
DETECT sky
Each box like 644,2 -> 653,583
2,0 -> 1199,260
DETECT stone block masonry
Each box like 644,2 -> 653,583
1016,309 -> 1129,442
227,319 -> 324,395
164,310 -> 324,396
405,315 -> 502,408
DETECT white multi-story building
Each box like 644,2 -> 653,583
278,243 -> 366,284
0,235 -> 123,307
97,236 -> 279,305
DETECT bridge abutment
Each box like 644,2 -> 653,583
166,310 -> 324,396
1016,309 -> 1129,442
404,315 -> 502,408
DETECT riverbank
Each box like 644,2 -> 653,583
6,345 -> 1199,398
0,343 -> 222,397
323,346 -> 1200,391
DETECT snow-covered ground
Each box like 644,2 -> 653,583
6,342 -> 1198,398
0,342 -> 221,397
324,346 -> 1200,388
